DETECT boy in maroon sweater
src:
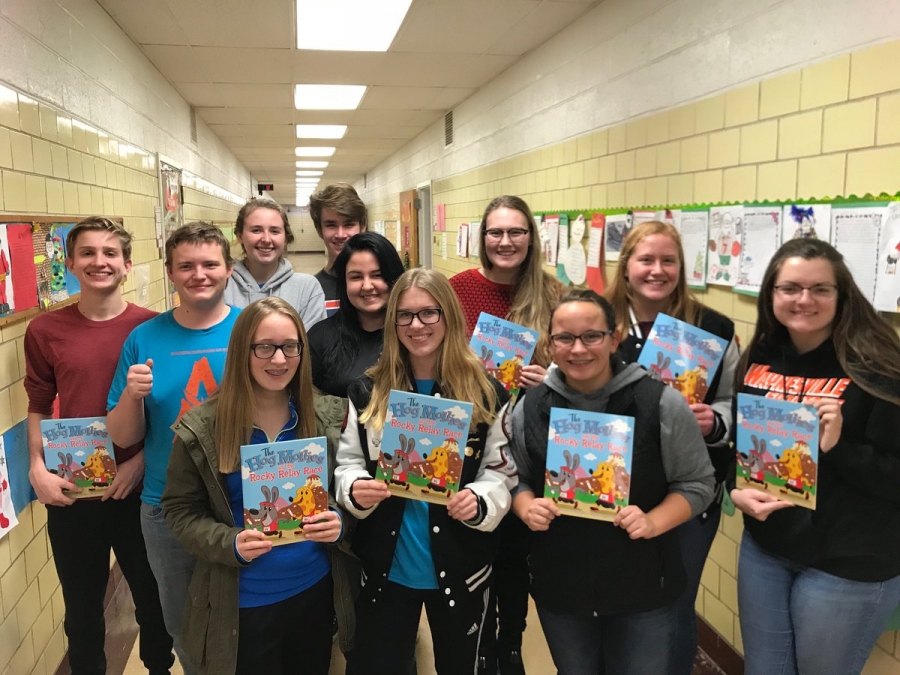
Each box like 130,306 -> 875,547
24,217 -> 174,675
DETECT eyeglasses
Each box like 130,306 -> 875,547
395,308 -> 443,326
773,283 -> 838,299
549,330 -> 614,348
250,342 -> 303,359
484,228 -> 530,241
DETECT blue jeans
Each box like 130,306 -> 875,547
141,503 -> 199,675
536,602 -> 678,675
738,531 -> 900,675
673,502 -> 722,675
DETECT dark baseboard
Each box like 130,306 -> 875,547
54,562 -> 140,675
698,616 -> 745,675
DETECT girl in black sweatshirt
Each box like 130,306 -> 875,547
732,238 -> 900,675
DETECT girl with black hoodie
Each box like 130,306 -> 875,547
732,238 -> 900,675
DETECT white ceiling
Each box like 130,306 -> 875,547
97,0 -> 600,204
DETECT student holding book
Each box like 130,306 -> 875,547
161,297 -> 351,675
606,219 -> 739,674
308,232 -> 405,397
509,289 -> 714,675
732,239 -> 900,675
334,268 -> 517,675
449,195 -> 563,674
24,217 -> 174,675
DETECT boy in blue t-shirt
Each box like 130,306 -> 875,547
108,222 -> 239,675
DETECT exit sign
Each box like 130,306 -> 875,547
258,183 -> 274,191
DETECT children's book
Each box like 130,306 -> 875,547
240,437 -> 329,546
41,417 -> 116,499
470,312 -> 539,405
735,393 -> 819,509
376,390 -> 474,505
638,313 -> 729,404
544,407 -> 634,522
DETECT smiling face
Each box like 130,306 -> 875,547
319,207 -> 362,265
249,313 -> 302,394
237,207 -> 286,268
550,301 -> 620,394
396,286 -> 446,378
772,256 -> 837,351
483,206 -> 531,275
346,250 -> 389,324
65,230 -> 132,293
625,233 -> 681,314
166,242 -> 232,309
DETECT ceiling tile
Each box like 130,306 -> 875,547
141,45 -> 209,82
173,82 -> 223,107
345,125 -> 426,140
166,0 -> 293,48
292,111 -> 355,125
360,86 -> 445,110
207,107 -> 296,124
292,51 -> 389,85
214,83 -> 292,107
96,0 -> 189,45
194,47 -> 293,84
487,1 -> 597,55
423,87 -> 477,110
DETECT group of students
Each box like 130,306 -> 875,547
22,184 -> 900,675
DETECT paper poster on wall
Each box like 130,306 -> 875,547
655,208 -> 682,229
32,222 -> 69,307
441,232 -> 448,260
6,224 -> 38,314
0,226 -> 15,317
54,223 -> 80,296
831,204 -> 885,303
556,214 -> 571,285
677,210 -> 709,290
736,207 -> 781,294
782,204 -> 831,243
565,215 -> 587,286
707,206 -> 743,287
457,224 -> 469,258
545,215 -> 559,266
133,263 -> 151,307
0,436 -> 18,538
604,214 -> 631,262
630,209 -> 656,229
586,213 -> 605,293
874,203 -> 900,312
469,221 -> 481,258
373,220 -> 385,236
436,204 -> 446,232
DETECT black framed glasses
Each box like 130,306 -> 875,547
395,308 -> 443,326
484,228 -> 530,241
549,330 -> 614,348
250,342 -> 303,359
773,283 -> 838,299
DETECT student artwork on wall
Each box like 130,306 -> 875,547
54,223 -> 80,296
544,215 -> 559,266
556,214 -> 571,285
707,206 -> 742,286
677,209 -> 709,290
0,436 -> 18,538
4,223 -> 39,315
874,202 -> 900,312
604,214 -> 631,262
586,213 -> 605,293
468,221 -> 481,258
565,214 -> 587,286
830,203 -> 884,303
782,204 -> 831,243
456,223 -> 469,257
736,207 -> 781,294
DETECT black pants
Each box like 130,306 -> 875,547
47,493 -> 174,675
236,574 -> 334,675
349,578 -> 491,675
481,513 -> 531,655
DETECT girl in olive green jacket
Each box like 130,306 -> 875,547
162,298 -> 358,675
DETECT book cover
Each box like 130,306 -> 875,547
41,417 -> 116,499
470,312 -> 539,404
638,313 -> 729,404
735,393 -> 819,509
240,437 -> 329,545
544,407 -> 634,522
376,390 -> 474,505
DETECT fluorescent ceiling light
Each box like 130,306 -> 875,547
296,124 -> 347,139
295,161 -> 328,169
297,0 -> 413,52
296,179 -> 320,184
296,170 -> 324,176
295,146 -> 336,157
294,84 -> 366,110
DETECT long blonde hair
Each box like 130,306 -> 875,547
214,298 -> 318,471
479,196 -> 563,366
360,268 -> 498,430
606,220 -> 704,339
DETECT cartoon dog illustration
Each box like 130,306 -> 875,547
590,461 -> 620,510
672,366 -> 709,404
547,450 -> 580,506
778,441 -> 813,499
497,357 -> 523,390
80,448 -> 114,487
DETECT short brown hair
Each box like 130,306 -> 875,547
235,198 -> 295,245
308,183 -> 368,232
164,221 -> 233,268
66,217 -> 132,261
